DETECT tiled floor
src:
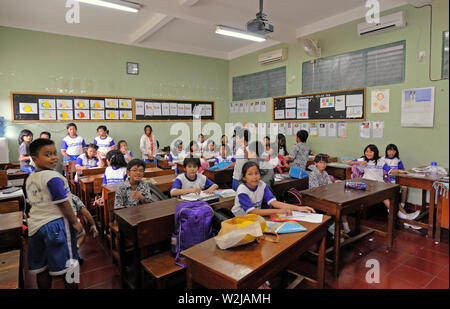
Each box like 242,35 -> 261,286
22,208 -> 448,289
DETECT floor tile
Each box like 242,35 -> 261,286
424,277 -> 449,289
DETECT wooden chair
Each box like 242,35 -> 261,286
80,167 -> 106,177
141,251 -> 185,289
145,162 -> 156,168
0,170 -> 8,188
92,177 -> 106,237
144,169 -> 174,178
64,161 -> 77,194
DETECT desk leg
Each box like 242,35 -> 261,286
186,260 -> 193,289
317,235 -> 326,289
333,210 -> 342,278
118,229 -> 127,288
388,194 -> 398,247
428,187 -> 436,239
435,194 -> 442,242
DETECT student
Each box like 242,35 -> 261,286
285,130 -> 311,170
247,141 -> 274,189
197,134 -> 208,154
18,129 -> 34,173
383,144 -> 420,224
168,140 -> 187,168
94,125 -> 115,159
221,134 -> 232,156
75,144 -> 103,182
117,140 -> 133,163
231,161 -> 315,217
140,124 -> 159,163
71,194 -> 99,247
231,127 -> 249,191
61,123 -> 86,162
309,154 -> 350,238
102,150 -> 127,185
25,138 -> 83,289
188,140 -> 201,158
215,143 -> 236,166
265,141 -> 289,174
40,131 -> 51,139
170,157 -> 218,197
262,136 -> 273,157
277,133 -> 288,157
114,159 -> 166,209
202,140 -> 218,161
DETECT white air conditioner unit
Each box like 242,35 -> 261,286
258,48 -> 287,64
358,11 -> 406,36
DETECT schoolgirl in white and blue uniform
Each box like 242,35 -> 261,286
383,144 -> 405,183
61,123 -> 86,162
75,144 -> 100,182
94,125 -> 115,158
356,144 -> 386,182
102,150 -> 127,185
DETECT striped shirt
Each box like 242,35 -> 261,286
170,173 -> 216,193
102,166 -> 127,185
61,135 -> 86,156
231,181 -> 276,217
383,157 -> 405,183
94,136 -> 115,156
358,157 -> 386,182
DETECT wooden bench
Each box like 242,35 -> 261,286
140,251 -> 185,288
0,250 -> 22,289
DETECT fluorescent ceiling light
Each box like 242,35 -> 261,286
75,0 -> 140,13
215,25 -> 266,42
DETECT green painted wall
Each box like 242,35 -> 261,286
0,26 -> 229,164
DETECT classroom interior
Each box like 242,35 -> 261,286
0,0 -> 448,290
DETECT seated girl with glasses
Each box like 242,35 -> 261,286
114,159 -> 165,209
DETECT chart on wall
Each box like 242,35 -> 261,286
272,88 -> 366,122
11,92 -> 133,122
134,98 -> 214,121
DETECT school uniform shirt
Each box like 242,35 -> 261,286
203,150 -> 219,160
357,157 -> 386,182
231,181 -> 277,217
71,194 -> 86,213
383,157 -> 405,183
123,151 -> 133,163
232,146 -> 247,182
102,166 -> 127,185
140,134 -> 159,159
168,150 -> 188,164
114,179 -> 160,209
197,141 -> 208,153
288,142 -> 310,170
215,155 -> 236,164
61,135 -> 86,156
19,142 -> 32,170
94,136 -> 115,156
170,173 -> 216,194
25,170 -> 71,236
74,153 -> 99,182
308,165 -> 333,188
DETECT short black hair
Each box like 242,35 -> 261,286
297,130 -> 309,143
106,150 -> 127,169
66,123 -> 77,130
18,129 -> 33,145
97,125 -> 109,134
183,157 -> 201,168
40,131 -> 51,139
363,144 -> 380,164
144,124 -> 153,133
86,143 -> 99,150
385,144 -> 400,159
117,140 -> 127,148
127,159 -> 145,171
314,153 -> 329,163
235,126 -> 249,142
30,138 -> 54,157
241,161 -> 261,179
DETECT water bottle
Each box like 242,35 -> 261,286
430,162 -> 437,174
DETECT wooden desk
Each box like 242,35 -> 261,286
325,163 -> 352,180
115,196 -> 235,289
0,211 -> 22,252
391,170 -> 448,238
272,176 -> 309,201
203,168 -> 233,189
301,178 -> 400,277
0,250 -> 22,289
6,169 -> 28,191
144,167 -> 174,178
0,189 -> 25,213
79,174 -> 104,207
434,180 -> 448,242
183,215 -> 331,289
156,158 -> 171,169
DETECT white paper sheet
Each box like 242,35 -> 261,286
162,103 -> 170,116
372,121 -> 384,138
185,104 -> 192,116
90,100 -> 104,110
278,211 -> 323,223
371,89 -> 389,113
39,110 -> 56,120
58,110 -> 74,120
19,103 -> 38,114
90,110 -> 104,120
57,99 -> 73,110
335,96 -> 346,111
285,98 -> 296,109
401,87 -> 434,127
153,103 -> 162,116
360,122 -> 371,139
318,123 -> 327,137
74,110 -> 89,120
346,94 -> 363,107
327,122 -> 337,137
286,109 -> 296,119
136,101 -> 145,115
105,98 -> 118,109
39,99 -> 56,110
74,99 -> 89,109
320,97 -> 335,108
275,110 -> 285,120
119,99 -> 132,109
105,110 -> 119,120
120,110 -> 132,120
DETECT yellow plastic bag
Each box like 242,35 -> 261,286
214,214 -> 268,250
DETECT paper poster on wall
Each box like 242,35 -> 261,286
249,102 -> 255,113
119,99 -> 132,109
90,110 -> 104,120
346,106 -> 363,118
320,97 -> 335,108
178,104 -> 185,116
337,122 -> 347,138
184,104 -> 192,116
278,123 -> 286,135
204,105 -> 212,116
90,100 -> 104,110
346,94 -> 363,107
161,103 -> 170,116
258,123 -> 267,137
318,123 -> 327,137
297,109 -> 308,119
74,110 -> 89,120
74,99 -> 89,109
106,110 -> 119,120
260,101 -> 267,113
401,87 -> 435,127
153,103 -> 162,116
301,122 -> 309,132
193,105 -> 202,118
120,110 -> 132,120
309,123 -> 318,136
372,121 -> 384,138
58,110 -> 73,120
293,123 -> 302,135
335,96 -> 346,111
327,122 -> 337,137
255,101 -> 261,113
286,123 -> 293,136
269,123 -> 279,136
144,102 -> 153,116
104,99 -> 117,109
229,102 -> 234,114
239,103 -> 244,113
274,110 -> 285,120
170,103 -> 178,116
360,122 -> 371,139
286,109 -> 296,119
244,102 -> 249,113
57,99 -> 73,110
19,103 -> 38,114
135,101 -> 145,115
371,89 -> 389,113
39,99 -> 56,110
297,98 -> 309,109
39,110 -> 56,120
285,98 -> 297,109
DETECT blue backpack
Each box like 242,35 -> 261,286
171,201 -> 214,267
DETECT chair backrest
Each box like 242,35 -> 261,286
0,170 -> 8,188
144,168 -> 174,178
145,162 -> 156,168
81,167 -> 106,176
93,177 -> 104,194
104,189 -> 116,229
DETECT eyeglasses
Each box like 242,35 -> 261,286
129,169 -> 144,173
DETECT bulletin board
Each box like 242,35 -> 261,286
11,92 -> 134,122
272,88 -> 366,122
134,98 -> 214,121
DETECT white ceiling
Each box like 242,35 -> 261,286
0,0 -> 410,59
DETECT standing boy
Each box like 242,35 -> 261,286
285,130 -> 312,171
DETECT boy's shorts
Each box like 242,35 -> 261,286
28,217 -> 79,276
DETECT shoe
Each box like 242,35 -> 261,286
397,210 -> 408,219
404,223 -> 421,230
406,210 -> 420,220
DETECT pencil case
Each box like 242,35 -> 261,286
345,181 -> 367,190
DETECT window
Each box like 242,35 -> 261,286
232,66 -> 286,101
302,41 -> 405,93
443,31 -> 449,79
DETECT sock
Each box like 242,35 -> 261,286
328,223 -> 335,235
342,222 -> 351,234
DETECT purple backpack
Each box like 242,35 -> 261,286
171,201 -> 214,267
352,165 -> 365,179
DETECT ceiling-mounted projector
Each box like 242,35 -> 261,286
246,0 -> 274,35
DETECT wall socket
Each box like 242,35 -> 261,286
418,51 -> 426,61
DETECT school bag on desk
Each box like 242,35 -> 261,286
288,166 -> 308,179
171,201 -> 214,267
